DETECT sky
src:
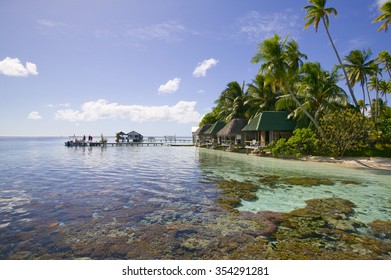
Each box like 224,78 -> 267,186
0,0 -> 390,137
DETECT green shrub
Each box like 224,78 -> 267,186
271,128 -> 319,157
319,109 -> 376,159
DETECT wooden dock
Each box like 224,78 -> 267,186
65,141 -> 194,147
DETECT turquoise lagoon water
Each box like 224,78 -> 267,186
0,137 -> 390,259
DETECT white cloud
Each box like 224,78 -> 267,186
236,10 -> 300,42
158,77 -> 181,94
37,19 -> 65,28
0,57 -> 38,77
55,99 -> 200,124
125,21 -> 185,42
193,58 -> 218,77
27,111 -> 42,120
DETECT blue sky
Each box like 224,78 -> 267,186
0,0 -> 390,136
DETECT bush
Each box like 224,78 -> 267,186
377,118 -> 391,144
271,128 -> 319,157
319,109 -> 376,159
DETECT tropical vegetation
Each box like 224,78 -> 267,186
199,0 -> 391,158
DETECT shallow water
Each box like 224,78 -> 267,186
198,150 -> 391,224
0,137 -> 390,259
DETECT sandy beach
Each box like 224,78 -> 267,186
300,156 -> 391,171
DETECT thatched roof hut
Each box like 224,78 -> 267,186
193,124 -> 212,136
217,118 -> 248,137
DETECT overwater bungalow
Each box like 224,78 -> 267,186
126,131 -> 143,142
116,131 -> 143,142
217,118 -> 247,146
242,111 -> 296,148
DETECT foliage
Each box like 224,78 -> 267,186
215,81 -> 248,122
251,34 -> 321,130
376,118 -> 391,144
372,1 -> 391,32
319,109 -> 376,158
199,110 -> 220,126
342,49 -> 375,113
297,62 -> 347,123
271,128 -> 319,157
245,74 -> 278,118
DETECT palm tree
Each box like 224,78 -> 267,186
251,34 -> 320,130
297,62 -> 347,124
377,50 -> 391,79
215,81 -> 248,122
304,0 -> 358,107
368,75 -> 381,119
373,1 -> 391,32
245,74 -> 277,118
378,79 -> 391,104
342,49 -> 375,115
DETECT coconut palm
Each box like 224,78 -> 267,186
368,75 -> 381,119
297,62 -> 347,124
215,81 -> 248,122
304,0 -> 358,107
245,74 -> 277,118
251,34 -> 320,130
373,1 -> 391,32
342,49 -> 375,115
377,50 -> 391,79
378,79 -> 391,103
367,63 -> 385,120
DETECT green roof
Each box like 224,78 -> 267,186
242,111 -> 296,131
204,121 -> 225,135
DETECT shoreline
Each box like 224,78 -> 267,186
298,156 -> 391,171
201,146 -> 391,171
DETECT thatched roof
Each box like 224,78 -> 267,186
217,118 -> 248,137
204,121 -> 225,135
193,124 -> 212,136
242,111 -> 296,131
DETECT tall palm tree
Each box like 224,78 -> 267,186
377,50 -> 391,79
215,81 -> 248,122
378,79 -> 391,104
304,0 -> 358,107
373,1 -> 391,32
342,49 -> 375,115
297,62 -> 347,124
368,75 -> 381,119
251,34 -> 320,130
245,74 -> 277,118
367,63 -> 384,120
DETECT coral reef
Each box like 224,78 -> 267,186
369,220 -> 391,239
214,179 -> 259,211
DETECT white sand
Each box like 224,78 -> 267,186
300,156 -> 391,171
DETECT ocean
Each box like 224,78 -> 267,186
0,137 -> 390,259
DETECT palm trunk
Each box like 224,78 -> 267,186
322,17 -> 358,107
365,77 -> 372,109
283,79 -> 321,132
361,83 -> 370,117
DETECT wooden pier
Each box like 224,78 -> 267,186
65,141 -> 194,147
